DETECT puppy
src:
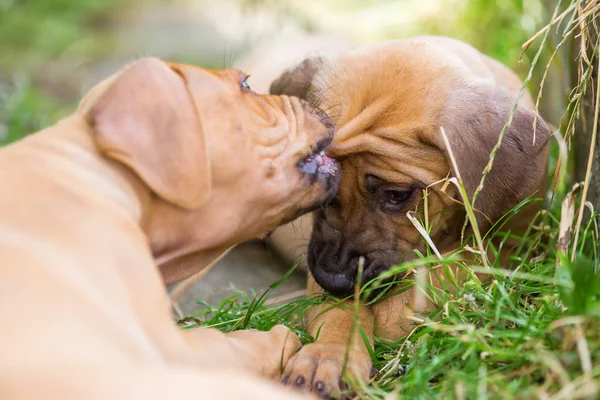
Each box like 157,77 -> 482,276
0,57 -> 339,399
267,36 -> 551,397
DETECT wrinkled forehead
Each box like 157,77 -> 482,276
311,45 -> 466,164
339,140 -> 448,187
312,40 -> 462,121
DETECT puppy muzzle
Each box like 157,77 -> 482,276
307,231 -> 407,298
298,151 -> 338,176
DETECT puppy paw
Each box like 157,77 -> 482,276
281,343 -> 373,399
227,325 -> 302,379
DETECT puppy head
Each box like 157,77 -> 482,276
82,57 -> 339,278
272,39 -> 550,297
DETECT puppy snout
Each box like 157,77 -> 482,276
292,97 -> 338,181
308,235 -> 368,297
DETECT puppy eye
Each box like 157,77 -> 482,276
382,189 -> 413,208
328,197 -> 342,210
241,76 -> 251,91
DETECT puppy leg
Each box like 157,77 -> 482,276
183,325 -> 301,379
281,275 -> 375,398
226,325 -> 303,379
281,271 -> 438,398
6,364 -> 317,400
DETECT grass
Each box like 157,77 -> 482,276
0,0 -> 144,145
0,77 -> 65,145
0,0 -> 126,74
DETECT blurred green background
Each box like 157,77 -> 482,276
0,0 -> 562,146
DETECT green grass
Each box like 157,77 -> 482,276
0,77 -> 66,145
0,0 -> 143,145
0,0 -> 125,73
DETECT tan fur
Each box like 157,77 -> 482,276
241,34 -> 356,270
0,57 -> 341,399
264,36 -> 551,397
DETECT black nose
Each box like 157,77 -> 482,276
307,238 -> 365,297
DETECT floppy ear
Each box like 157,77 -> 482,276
421,84 -> 551,226
84,57 -> 211,209
269,56 -> 324,99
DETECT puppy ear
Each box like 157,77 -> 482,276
269,56 -> 324,99
421,84 -> 550,226
84,57 -> 211,209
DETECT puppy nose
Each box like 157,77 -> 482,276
319,242 -> 362,273
308,238 -> 367,297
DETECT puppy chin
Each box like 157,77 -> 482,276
280,156 -> 340,226
307,242 -> 413,298
309,264 -> 404,300
292,174 -> 340,221
281,195 -> 332,227
310,266 -> 356,298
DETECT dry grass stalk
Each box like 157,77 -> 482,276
439,127 -> 488,268
572,13 -> 600,260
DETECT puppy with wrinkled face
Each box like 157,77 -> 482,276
268,36 -> 551,397
0,57 -> 338,399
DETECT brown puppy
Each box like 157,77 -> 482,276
0,57 -> 339,399
268,36 -> 551,397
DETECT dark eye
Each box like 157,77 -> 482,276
241,76 -> 251,91
365,174 -> 416,213
328,196 -> 342,210
382,189 -> 413,208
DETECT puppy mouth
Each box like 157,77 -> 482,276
297,138 -> 338,177
298,150 -> 338,176
307,241 -> 411,298
281,139 -> 339,225
309,262 -> 399,299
